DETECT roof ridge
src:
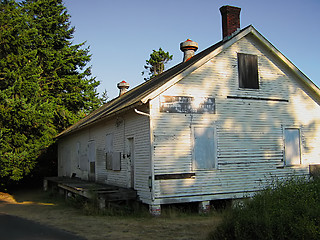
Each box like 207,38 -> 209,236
56,28 -> 243,138
58,24 -> 319,138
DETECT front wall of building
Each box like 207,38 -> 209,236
150,34 -> 320,204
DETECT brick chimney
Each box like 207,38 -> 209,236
117,80 -> 129,96
220,5 -> 241,40
180,39 -> 198,62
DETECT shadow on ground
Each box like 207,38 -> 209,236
0,213 -> 86,240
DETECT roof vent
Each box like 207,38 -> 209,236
220,5 -> 241,40
180,39 -> 198,62
117,80 -> 130,96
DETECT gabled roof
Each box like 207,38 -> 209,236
57,25 -> 320,138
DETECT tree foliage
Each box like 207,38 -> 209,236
142,48 -> 172,81
0,0 -> 102,186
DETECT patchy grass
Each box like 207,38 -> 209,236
208,176 -> 320,240
0,188 -> 221,240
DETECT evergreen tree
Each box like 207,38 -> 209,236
142,48 -> 172,81
0,0 -> 102,187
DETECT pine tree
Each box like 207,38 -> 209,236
142,48 -> 172,81
0,0 -> 102,187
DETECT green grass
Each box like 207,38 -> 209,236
208,176 -> 320,240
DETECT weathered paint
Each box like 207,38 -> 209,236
149,33 -> 320,205
58,31 -> 320,207
58,107 -> 152,203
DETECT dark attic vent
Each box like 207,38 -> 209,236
238,53 -> 259,89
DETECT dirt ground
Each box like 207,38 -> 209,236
0,189 -> 221,240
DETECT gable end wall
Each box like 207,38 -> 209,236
149,34 -> 320,204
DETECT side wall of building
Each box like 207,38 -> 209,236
58,107 -> 152,203
149,34 -> 320,204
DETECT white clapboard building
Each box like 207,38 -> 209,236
56,6 -> 320,214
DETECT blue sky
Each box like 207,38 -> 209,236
63,0 -> 320,100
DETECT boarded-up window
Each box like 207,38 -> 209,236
106,152 -> 121,171
193,127 -> 216,169
238,53 -> 259,89
105,134 -> 121,171
284,128 -> 301,166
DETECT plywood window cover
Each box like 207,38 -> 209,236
284,128 -> 302,166
193,126 -> 217,170
238,53 -> 259,89
106,152 -> 121,171
105,134 -> 121,171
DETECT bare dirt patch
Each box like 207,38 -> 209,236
0,189 -> 221,240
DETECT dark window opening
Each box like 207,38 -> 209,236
238,53 -> 259,89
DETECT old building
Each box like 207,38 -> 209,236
56,6 -> 320,214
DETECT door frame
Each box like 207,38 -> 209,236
126,137 -> 135,188
88,140 -> 96,181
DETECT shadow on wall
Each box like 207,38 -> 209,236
152,34 -> 320,201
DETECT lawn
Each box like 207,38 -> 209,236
0,189 -> 221,240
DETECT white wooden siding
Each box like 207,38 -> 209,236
149,34 -> 320,204
58,107 -> 152,204
58,33 -> 320,205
